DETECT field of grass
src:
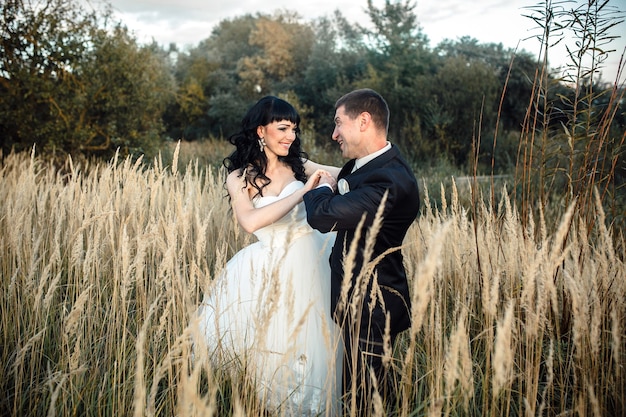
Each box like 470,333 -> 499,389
1,145 -> 624,416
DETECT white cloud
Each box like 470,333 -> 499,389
105,0 -> 342,46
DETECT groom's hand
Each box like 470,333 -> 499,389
306,169 -> 334,191
317,171 -> 337,192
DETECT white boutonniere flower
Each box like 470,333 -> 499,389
337,178 -> 350,195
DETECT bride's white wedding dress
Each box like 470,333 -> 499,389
195,181 -> 341,415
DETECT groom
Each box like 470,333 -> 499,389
304,89 -> 420,414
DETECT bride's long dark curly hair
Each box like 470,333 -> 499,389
223,96 -> 308,197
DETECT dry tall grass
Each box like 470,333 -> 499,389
1,148 -> 624,416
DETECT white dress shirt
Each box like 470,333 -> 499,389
317,142 -> 392,191
352,141 -> 392,172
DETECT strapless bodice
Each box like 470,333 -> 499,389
252,181 -> 313,245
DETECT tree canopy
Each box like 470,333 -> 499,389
1,0 -> 174,159
1,0 -> 623,178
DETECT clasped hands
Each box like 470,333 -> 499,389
308,169 -> 337,192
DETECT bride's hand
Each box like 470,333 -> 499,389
305,169 -> 336,192
304,169 -> 323,190
320,171 -> 337,191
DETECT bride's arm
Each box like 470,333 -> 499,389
226,169 -> 327,233
303,159 -> 341,179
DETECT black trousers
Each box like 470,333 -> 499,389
341,321 -> 398,416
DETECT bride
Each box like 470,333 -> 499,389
194,96 -> 342,415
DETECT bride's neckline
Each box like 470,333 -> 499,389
255,180 -> 302,201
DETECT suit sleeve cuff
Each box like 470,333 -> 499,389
316,183 -> 334,191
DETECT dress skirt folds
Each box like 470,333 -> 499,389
195,181 -> 342,416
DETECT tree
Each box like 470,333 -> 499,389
167,12 -> 317,141
1,0 -> 94,155
436,37 -> 538,132
426,38 -> 505,166
0,0 -> 174,158
78,29 -> 175,156
238,12 -> 314,94
359,0 -> 434,154
299,12 -> 370,145
428,54 -> 500,166
164,14 -> 259,140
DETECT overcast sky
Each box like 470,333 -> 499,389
102,0 -> 625,83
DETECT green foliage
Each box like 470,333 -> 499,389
0,0 -> 175,159
515,0 -> 625,234
428,55 -> 499,165
77,28 -> 175,157
163,19 -> 252,140
164,12 -> 317,141
1,0 -> 94,154
359,0 -> 433,155
298,13 -> 370,145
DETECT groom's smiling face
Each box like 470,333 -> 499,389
332,106 -> 364,159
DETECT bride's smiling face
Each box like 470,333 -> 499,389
257,120 -> 298,157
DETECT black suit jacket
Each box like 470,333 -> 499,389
303,145 -> 420,336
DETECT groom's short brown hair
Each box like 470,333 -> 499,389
335,88 -> 390,134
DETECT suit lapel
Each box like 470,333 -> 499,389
361,145 -> 399,172
337,145 -> 400,184
338,159 -> 356,180
350,145 -> 400,177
